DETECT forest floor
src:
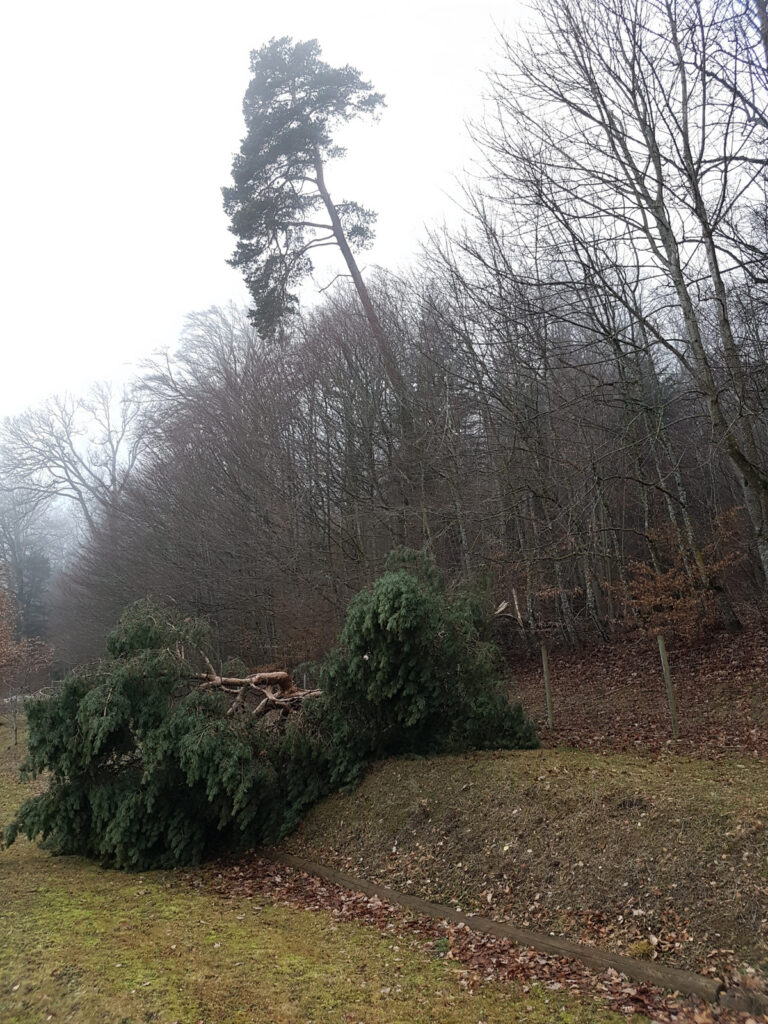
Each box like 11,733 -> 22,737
0,725 -> 637,1024
511,620 -> 768,758
273,622 -> 768,1004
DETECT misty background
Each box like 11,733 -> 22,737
1,0 -> 766,686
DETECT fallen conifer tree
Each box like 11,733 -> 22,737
5,554 -> 537,869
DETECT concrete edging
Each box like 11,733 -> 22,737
264,850 -> 767,1015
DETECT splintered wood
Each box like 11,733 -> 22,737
196,659 -> 320,719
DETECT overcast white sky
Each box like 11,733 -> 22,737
1,1 -> 519,415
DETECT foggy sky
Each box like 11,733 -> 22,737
1,0 -> 517,414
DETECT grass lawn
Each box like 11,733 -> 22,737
0,722 -> 631,1024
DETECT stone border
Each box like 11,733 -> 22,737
265,850 -> 767,1016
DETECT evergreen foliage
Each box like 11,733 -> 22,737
223,37 -> 384,337
5,601 -> 328,868
6,566 -> 536,869
318,566 -> 537,779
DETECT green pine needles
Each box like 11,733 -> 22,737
320,565 -> 537,774
6,561 -> 536,869
4,602 -> 320,869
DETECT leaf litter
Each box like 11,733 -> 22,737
191,854 -> 767,1024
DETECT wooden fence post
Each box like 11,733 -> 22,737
656,634 -> 679,740
541,644 -> 554,730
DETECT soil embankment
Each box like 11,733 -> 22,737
281,747 -> 768,987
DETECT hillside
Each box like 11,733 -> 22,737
512,622 -> 768,757
279,746 -> 768,991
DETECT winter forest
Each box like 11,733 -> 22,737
2,0 -> 768,677
6,2 -> 768,1017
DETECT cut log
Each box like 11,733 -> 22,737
248,671 -> 295,694
198,669 -> 295,694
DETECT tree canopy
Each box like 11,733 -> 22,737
223,37 -> 385,337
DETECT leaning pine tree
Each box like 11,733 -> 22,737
222,37 -> 407,401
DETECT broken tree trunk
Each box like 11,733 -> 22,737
195,662 -> 320,719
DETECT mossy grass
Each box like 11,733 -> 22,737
1,722 -> 630,1024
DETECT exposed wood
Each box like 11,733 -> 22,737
656,634 -> 679,740
194,664 -> 320,719
511,589 -> 525,629
198,669 -> 296,693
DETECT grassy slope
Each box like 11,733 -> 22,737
281,747 -> 768,979
0,724 -> 628,1024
